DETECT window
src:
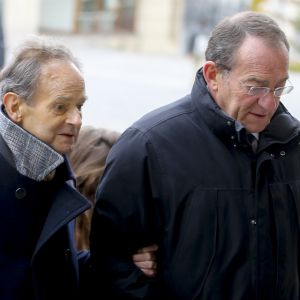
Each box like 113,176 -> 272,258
78,0 -> 136,33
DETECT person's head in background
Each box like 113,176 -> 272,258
69,126 -> 120,250
203,11 -> 293,134
0,36 -> 86,155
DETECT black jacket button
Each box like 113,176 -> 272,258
15,187 -> 27,199
64,248 -> 71,260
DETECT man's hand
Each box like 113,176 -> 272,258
133,244 -> 158,278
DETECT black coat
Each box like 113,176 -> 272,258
0,135 -> 91,300
90,69 -> 300,300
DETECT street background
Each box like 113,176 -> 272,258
64,39 -> 196,133
2,0 -> 300,133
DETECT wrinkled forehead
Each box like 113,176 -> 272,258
38,60 -> 85,88
231,36 -> 289,77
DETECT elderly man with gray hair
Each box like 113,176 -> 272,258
0,37 -> 157,300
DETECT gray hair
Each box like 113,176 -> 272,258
205,11 -> 289,72
0,36 -> 82,102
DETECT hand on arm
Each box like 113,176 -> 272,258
133,244 -> 158,278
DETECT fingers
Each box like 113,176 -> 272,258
134,260 -> 157,270
136,244 -> 158,253
132,251 -> 156,262
134,261 -> 157,278
133,244 -> 158,262
139,268 -> 157,278
132,243 -> 159,278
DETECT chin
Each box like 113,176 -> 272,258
249,128 -> 263,134
248,122 -> 269,134
61,148 -> 72,155
54,145 -> 73,155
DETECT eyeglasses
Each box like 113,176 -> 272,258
240,80 -> 294,98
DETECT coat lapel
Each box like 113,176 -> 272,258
33,183 -> 91,257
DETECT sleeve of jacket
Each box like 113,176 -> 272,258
90,127 -> 164,299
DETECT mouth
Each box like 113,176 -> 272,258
249,112 -> 267,118
59,133 -> 76,141
58,127 -> 78,143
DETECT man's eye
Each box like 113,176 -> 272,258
54,104 -> 67,113
248,86 -> 267,94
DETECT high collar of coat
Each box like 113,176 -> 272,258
190,68 -> 300,149
0,105 -> 64,181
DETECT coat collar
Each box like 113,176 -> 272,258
32,182 -> 91,258
0,105 -> 64,181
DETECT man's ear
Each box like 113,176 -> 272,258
2,92 -> 23,123
203,61 -> 219,94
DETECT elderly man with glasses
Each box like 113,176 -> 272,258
90,11 -> 299,300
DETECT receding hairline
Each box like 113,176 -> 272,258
0,35 -> 83,103
11,35 -> 82,69
229,11 -> 289,50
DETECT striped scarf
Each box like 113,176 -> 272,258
0,105 -> 64,181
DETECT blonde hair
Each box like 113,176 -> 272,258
69,126 -> 120,250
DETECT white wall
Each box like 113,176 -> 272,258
39,0 -> 74,32
3,0 -> 40,51
134,0 -> 182,53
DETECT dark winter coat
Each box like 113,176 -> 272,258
90,69 -> 300,300
0,134 -> 91,300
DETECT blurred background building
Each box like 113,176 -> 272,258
4,0 -> 300,65
2,0 -> 252,54
2,0 -> 300,132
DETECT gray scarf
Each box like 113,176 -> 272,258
0,106 -> 64,181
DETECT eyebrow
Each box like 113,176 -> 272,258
56,95 -> 88,103
245,76 -> 289,86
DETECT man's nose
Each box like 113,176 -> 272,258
66,108 -> 82,125
257,92 -> 279,111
